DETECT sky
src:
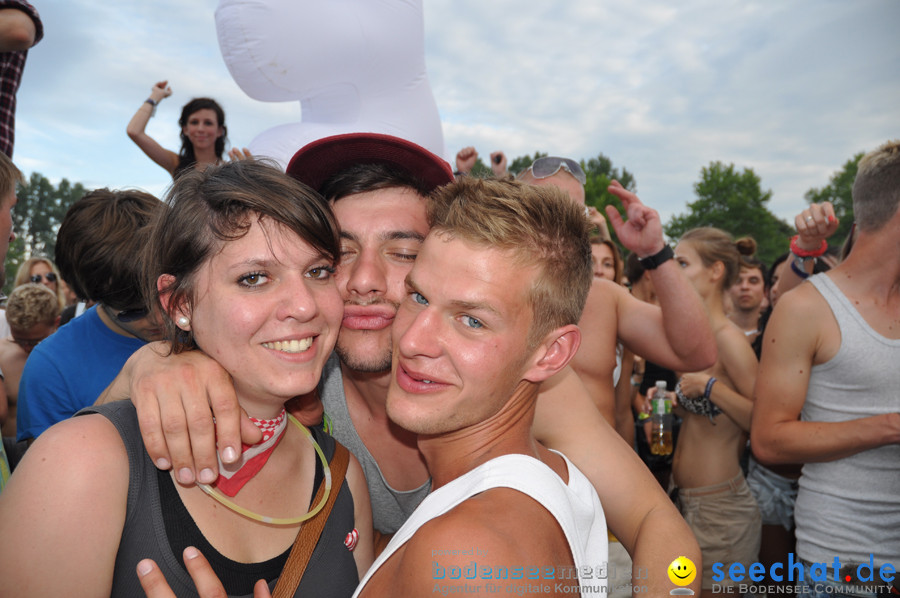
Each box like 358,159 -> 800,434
14,0 -> 900,226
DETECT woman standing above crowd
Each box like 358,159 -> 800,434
670,227 -> 761,598
127,80 -> 250,178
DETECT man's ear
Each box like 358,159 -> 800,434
157,274 -> 190,330
522,324 -> 582,384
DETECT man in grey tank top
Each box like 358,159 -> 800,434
753,140 -> 900,598
287,134 -> 453,538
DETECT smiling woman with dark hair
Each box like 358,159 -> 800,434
0,160 -> 373,597
127,80 -> 251,179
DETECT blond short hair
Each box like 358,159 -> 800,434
853,140 -> 900,233
427,177 -> 593,349
6,284 -> 59,330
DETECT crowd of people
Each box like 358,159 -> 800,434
0,41 -> 896,596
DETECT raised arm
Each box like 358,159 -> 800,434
751,283 -> 900,464
776,201 -> 840,297
605,181 -> 717,372
535,374 -> 702,597
454,146 -> 478,176
0,7 -> 37,52
126,81 -> 179,175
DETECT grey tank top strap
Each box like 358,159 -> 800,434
319,352 -> 431,534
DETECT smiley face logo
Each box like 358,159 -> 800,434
668,556 -> 697,586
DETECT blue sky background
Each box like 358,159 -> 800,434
14,0 -> 900,225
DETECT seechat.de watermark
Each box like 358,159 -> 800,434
710,553 -> 897,595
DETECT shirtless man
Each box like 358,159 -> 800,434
104,134 -> 706,594
517,155 -> 715,426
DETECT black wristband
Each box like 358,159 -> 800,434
638,245 -> 674,270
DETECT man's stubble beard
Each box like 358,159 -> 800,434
335,332 -> 393,374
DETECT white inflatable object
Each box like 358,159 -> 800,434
215,0 -> 445,167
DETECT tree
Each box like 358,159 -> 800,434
804,152 -> 862,248
665,162 -> 793,266
5,173 -> 85,293
466,156 -> 493,178
508,152 -> 547,176
582,152 -> 636,213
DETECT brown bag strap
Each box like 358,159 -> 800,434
272,441 -> 351,598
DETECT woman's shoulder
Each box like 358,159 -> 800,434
30,412 -> 129,476
715,318 -> 755,355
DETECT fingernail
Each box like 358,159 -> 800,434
198,468 -> 217,484
156,458 -> 171,470
222,446 -> 238,463
184,547 -> 200,560
177,468 -> 195,484
828,215 -> 836,223
137,560 -> 153,576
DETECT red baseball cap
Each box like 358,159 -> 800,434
286,132 -> 454,193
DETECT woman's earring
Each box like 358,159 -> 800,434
176,316 -> 190,329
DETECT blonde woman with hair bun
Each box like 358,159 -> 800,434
669,227 -> 761,597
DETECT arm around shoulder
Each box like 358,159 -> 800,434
0,414 -> 129,597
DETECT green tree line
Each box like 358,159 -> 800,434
6,151 -> 863,295
5,173 -> 85,294
471,150 -> 862,268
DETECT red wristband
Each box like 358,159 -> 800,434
790,235 -> 827,258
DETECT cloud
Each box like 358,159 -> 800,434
13,0 -> 900,227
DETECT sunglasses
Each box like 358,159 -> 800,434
113,307 -> 150,323
522,156 -> 587,185
30,272 -> 58,284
